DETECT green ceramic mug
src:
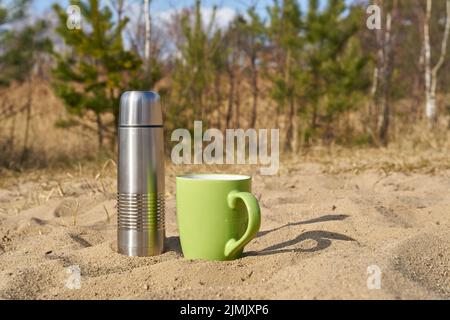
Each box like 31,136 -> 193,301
176,174 -> 261,261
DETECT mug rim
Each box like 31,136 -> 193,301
176,174 -> 251,181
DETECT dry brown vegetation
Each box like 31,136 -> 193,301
0,81 -> 448,214
0,80 -> 449,172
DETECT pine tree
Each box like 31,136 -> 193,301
0,1 -> 52,162
0,0 -> 36,86
237,7 -> 266,128
0,0 -> 28,28
0,21 -> 52,86
223,15 -> 245,128
52,0 -> 143,150
267,0 -> 303,151
169,0 -> 224,131
266,0 -> 369,148
303,0 -> 370,142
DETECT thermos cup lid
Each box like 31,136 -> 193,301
119,91 -> 162,127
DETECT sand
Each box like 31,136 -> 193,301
0,154 -> 449,300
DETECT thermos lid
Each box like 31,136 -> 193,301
119,91 -> 163,127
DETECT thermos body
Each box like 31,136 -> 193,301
117,91 -> 165,257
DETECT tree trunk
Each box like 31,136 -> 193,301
20,76 -> 33,163
368,66 -> 379,118
96,113 -> 104,150
234,70 -> 241,128
285,97 -> 298,153
378,95 -> 390,145
226,69 -> 235,128
372,0 -> 384,134
424,0 -> 450,124
377,0 -> 398,146
424,0 -> 433,122
9,112 -> 16,153
310,72 -> 319,132
144,0 -> 152,73
311,104 -> 318,131
111,107 -> 119,153
250,55 -> 259,128
214,72 -> 222,130
284,48 -> 295,151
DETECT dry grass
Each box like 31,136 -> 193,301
1,145 -> 448,208
296,147 -> 450,175
0,80 -> 448,182
0,80 -> 100,169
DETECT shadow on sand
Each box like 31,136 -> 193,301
165,236 -> 182,254
165,214 -> 357,257
245,214 -> 357,257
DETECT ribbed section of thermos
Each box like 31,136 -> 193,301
117,91 -> 165,256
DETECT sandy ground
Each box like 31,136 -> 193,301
0,155 -> 449,300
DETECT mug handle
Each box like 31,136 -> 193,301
224,190 -> 261,258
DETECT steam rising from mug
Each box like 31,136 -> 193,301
117,91 -> 165,256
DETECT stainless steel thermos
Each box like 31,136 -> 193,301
117,91 -> 165,256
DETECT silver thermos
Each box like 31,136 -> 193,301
117,91 -> 165,256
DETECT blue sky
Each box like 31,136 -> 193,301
25,0 -> 356,33
31,0 -> 352,17
32,0 -> 278,16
